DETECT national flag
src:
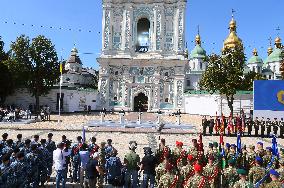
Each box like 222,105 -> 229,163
60,63 -> 63,73
82,126 -> 86,143
236,132 -> 241,154
272,135 -> 279,158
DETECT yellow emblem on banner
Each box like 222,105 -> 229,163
277,90 -> 284,105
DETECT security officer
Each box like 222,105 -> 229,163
280,118 -> 284,138
46,133 -> 56,179
209,117 -> 214,135
247,117 -> 253,136
260,117 -> 266,137
254,117 -> 260,137
266,118 -> 272,137
272,118 -> 279,136
202,116 -> 208,135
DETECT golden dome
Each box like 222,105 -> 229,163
253,48 -> 258,56
223,18 -> 243,50
195,34 -> 201,45
275,36 -> 282,48
267,46 -> 273,55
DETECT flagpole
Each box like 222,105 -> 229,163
58,50 -> 63,123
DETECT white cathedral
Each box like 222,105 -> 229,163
97,0 -> 284,113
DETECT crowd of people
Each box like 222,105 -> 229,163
202,113 -> 284,138
0,131 -> 283,188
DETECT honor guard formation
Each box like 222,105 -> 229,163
0,131 -> 284,188
201,112 -> 284,138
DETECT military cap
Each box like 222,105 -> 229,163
237,169 -> 247,175
213,142 -> 218,148
255,156 -> 263,163
209,143 -> 213,148
6,139 -> 13,145
226,143 -> 231,148
2,154 -> 10,162
208,155 -> 215,161
176,141 -> 183,147
48,133 -> 53,137
266,147 -> 272,152
269,169 -> 280,177
17,134 -> 22,139
194,163 -> 203,172
187,154 -> 194,161
165,163 -> 174,171
25,139 -> 31,145
230,144 -> 236,148
257,142 -> 263,145
248,145 -> 254,149
228,159 -> 236,165
16,152 -> 25,159
143,147 -> 152,155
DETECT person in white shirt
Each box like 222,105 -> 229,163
79,143 -> 90,187
53,142 -> 70,188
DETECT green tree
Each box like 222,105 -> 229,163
0,37 -> 13,105
199,46 -> 246,115
10,35 -> 59,112
241,71 -> 265,91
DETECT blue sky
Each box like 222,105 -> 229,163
0,0 -> 283,69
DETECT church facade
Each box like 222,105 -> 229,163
97,0 -> 188,112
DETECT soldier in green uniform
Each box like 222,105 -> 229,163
189,139 -> 199,158
246,145 -> 256,169
263,169 -> 283,188
157,163 -> 178,188
180,154 -> 195,186
223,159 -> 238,188
254,117 -> 260,137
203,155 -> 220,188
263,147 -> 278,169
184,163 -> 209,188
248,156 -> 266,184
96,141 -> 106,188
256,142 -> 265,158
233,169 -> 253,188
227,144 -> 237,162
276,159 -> 284,182
260,117 -> 266,138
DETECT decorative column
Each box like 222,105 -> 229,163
121,4 -> 133,53
102,5 -> 113,53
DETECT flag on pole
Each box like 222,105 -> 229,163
60,63 -> 63,73
237,132 -> 242,155
82,126 -> 86,143
272,135 -> 279,158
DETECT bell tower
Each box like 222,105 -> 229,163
98,0 -> 188,111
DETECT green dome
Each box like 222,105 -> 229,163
248,55 -> 263,64
263,47 -> 283,65
190,44 -> 206,59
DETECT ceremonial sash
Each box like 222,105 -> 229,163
183,170 -> 195,187
176,150 -> 186,165
73,143 -> 82,155
198,176 -> 206,188
169,175 -> 179,188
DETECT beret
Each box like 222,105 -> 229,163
176,141 -> 183,147
187,154 -> 194,161
228,159 -> 236,165
237,169 -> 247,175
255,156 -> 263,163
257,142 -> 263,145
230,144 -> 236,148
213,142 -> 218,147
266,147 -> 272,152
269,169 -> 280,177
194,163 -> 203,172
209,143 -> 213,147
226,143 -> 231,148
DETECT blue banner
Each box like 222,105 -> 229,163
254,80 -> 284,111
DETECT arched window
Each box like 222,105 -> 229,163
136,18 -> 150,53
